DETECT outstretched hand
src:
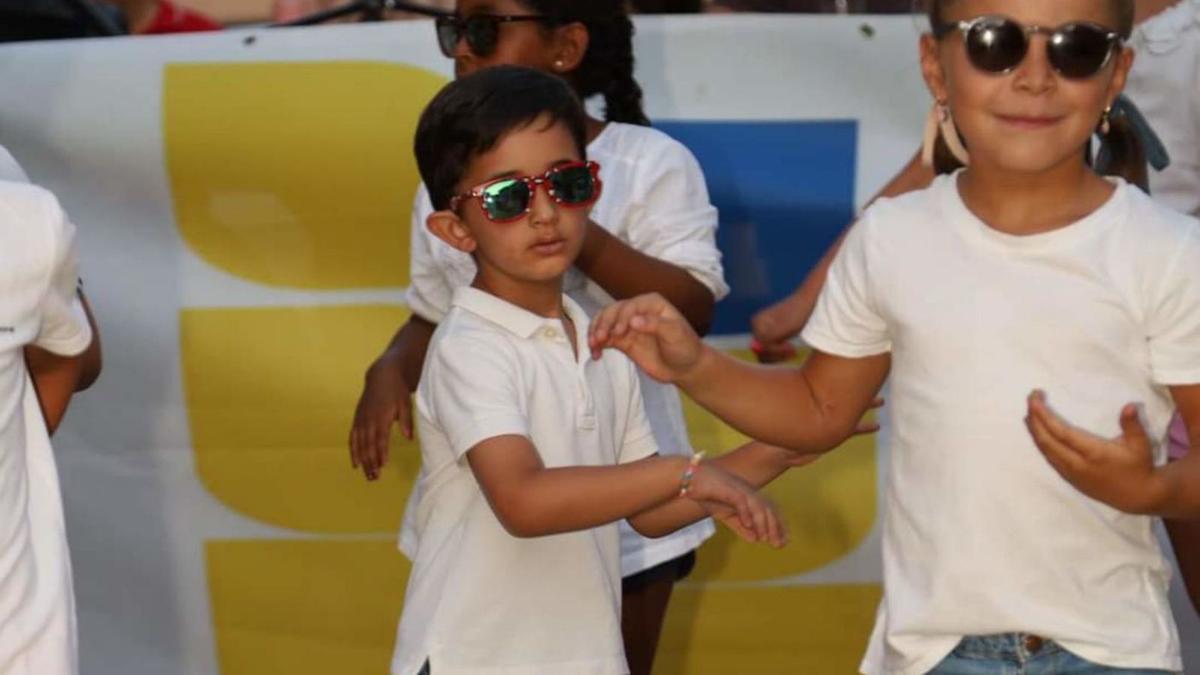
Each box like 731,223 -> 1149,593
588,293 -> 706,384
1025,390 -> 1165,514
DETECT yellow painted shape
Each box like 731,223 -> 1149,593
656,583 -> 882,674
208,539 -> 408,675
683,348 -> 878,582
182,305 -> 420,533
164,62 -> 448,289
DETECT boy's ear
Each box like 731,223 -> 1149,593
426,210 -> 478,254
551,22 -> 589,75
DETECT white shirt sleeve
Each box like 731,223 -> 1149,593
405,185 -> 456,323
34,191 -> 92,356
615,356 -> 660,465
800,209 -> 891,357
1147,221 -> 1200,384
424,335 -> 529,459
625,137 -> 729,301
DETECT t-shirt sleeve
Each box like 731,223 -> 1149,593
801,209 -> 891,357
423,335 -> 529,459
1147,221 -> 1200,384
34,192 -> 92,356
405,185 -> 455,323
615,356 -> 660,465
624,137 -> 729,301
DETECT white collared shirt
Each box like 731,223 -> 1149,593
392,288 -> 658,675
0,180 -> 92,675
401,122 -> 720,575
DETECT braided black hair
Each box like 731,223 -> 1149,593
517,0 -> 651,126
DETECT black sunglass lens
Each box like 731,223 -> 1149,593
1049,24 -> 1114,78
966,18 -> 1027,73
464,16 -> 500,57
434,18 -> 459,58
482,180 -> 531,220
550,166 -> 596,205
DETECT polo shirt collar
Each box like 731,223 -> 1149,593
452,286 -> 587,339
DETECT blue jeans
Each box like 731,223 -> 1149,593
927,634 -> 1175,674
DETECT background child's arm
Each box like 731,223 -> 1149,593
589,293 -> 890,453
25,289 -> 102,433
465,435 -> 785,546
1026,385 -> 1200,519
626,441 -> 815,538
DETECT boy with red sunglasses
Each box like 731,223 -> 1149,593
389,66 -> 802,675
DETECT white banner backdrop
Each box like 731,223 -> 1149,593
0,15 -> 1195,675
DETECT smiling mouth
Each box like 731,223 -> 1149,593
531,239 -> 566,254
996,114 -> 1063,129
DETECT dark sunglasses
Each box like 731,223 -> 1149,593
434,13 -> 554,58
933,16 -> 1122,80
450,162 -> 603,223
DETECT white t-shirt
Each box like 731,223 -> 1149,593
392,288 -> 659,675
1127,0 -> 1200,217
401,122 -> 723,575
0,181 -> 92,675
803,174 -> 1200,675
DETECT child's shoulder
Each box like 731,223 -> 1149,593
0,180 -> 67,248
854,175 -> 949,239
590,122 -> 699,173
1120,184 -> 1200,251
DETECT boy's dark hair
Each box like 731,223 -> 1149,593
517,0 -> 651,126
415,65 -> 588,211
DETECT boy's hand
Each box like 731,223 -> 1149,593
349,355 -> 413,481
685,462 -> 787,548
588,293 -> 705,384
1025,390 -> 1167,514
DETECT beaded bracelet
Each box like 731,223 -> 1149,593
678,451 -> 707,497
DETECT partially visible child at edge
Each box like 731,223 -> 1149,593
349,3 -> 765,673
390,66 -> 799,675
0,157 -> 99,673
591,0 -> 1200,673
753,0 -> 1200,621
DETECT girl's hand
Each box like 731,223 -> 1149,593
1025,390 -> 1167,514
349,355 -> 412,481
685,462 -> 787,548
588,293 -> 706,384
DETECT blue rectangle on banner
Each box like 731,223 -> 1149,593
655,120 -> 857,336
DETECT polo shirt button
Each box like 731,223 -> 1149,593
540,328 -> 557,339
1023,635 -> 1044,653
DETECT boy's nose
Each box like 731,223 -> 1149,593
527,186 -> 559,227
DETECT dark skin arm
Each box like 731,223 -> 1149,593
349,314 -> 435,480
24,290 -> 101,433
574,220 -> 716,336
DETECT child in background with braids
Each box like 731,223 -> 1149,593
348,2 -> 760,673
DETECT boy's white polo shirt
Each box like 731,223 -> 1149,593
0,181 -> 92,675
392,287 -> 658,675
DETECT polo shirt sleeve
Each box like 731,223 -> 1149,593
405,185 -> 455,324
801,208 -> 891,357
624,136 -> 729,301
424,334 -> 529,459
616,358 -> 660,465
34,191 -> 91,357
1147,221 -> 1200,385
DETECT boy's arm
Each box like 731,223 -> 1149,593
1165,517 -> 1200,618
1026,385 -> 1200,518
25,344 -> 86,434
589,293 -> 891,453
627,441 -> 812,538
466,434 -> 784,546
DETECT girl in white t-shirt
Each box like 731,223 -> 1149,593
590,0 -> 1200,673
347,2 -> 753,674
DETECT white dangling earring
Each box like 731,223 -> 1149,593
921,101 -> 970,168
554,59 -> 565,70
1099,105 -> 1112,135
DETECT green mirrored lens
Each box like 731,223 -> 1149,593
481,179 -> 530,220
550,166 -> 595,205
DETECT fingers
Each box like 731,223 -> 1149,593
589,294 -> 673,357
1026,391 -> 1097,461
1118,403 -> 1151,450
1026,407 -> 1086,478
750,338 -> 798,364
